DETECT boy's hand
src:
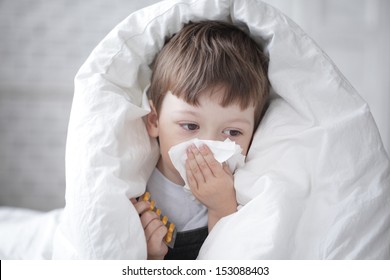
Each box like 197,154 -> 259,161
130,198 -> 168,260
185,144 -> 238,230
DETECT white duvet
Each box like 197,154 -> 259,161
1,0 -> 389,259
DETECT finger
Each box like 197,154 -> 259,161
148,225 -> 168,257
186,145 -> 205,183
191,144 -> 214,178
130,198 -> 137,205
149,223 -> 168,245
199,144 -> 224,176
140,210 -> 159,232
185,160 -> 198,191
133,200 -> 151,215
144,215 -> 165,242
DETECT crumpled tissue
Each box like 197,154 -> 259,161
168,138 -> 245,193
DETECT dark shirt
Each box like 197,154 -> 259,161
164,226 -> 208,260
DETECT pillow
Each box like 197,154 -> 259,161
53,0 -> 390,259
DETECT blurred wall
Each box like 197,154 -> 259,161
0,0 -> 389,211
264,0 -> 390,156
0,0 -> 160,211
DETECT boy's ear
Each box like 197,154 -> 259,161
146,101 -> 159,138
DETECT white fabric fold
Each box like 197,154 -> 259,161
2,0 -> 388,260
51,0 -> 390,259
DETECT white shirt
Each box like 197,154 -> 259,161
146,168 -> 208,232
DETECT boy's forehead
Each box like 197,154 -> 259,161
162,91 -> 255,120
164,89 -> 233,108
169,85 -> 242,107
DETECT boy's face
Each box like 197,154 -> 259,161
146,87 -> 255,186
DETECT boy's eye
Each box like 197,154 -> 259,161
181,123 -> 199,131
223,129 -> 242,137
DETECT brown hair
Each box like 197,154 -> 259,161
148,21 -> 269,127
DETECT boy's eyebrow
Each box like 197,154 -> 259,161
227,118 -> 253,126
171,110 -> 201,116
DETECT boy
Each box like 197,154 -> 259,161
132,21 -> 269,259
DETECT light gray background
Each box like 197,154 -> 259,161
0,0 -> 389,211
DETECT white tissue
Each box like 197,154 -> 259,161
168,138 -> 245,192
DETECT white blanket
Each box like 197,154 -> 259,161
1,0 -> 389,259
0,207 -> 62,259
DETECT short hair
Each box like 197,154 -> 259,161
148,21 -> 269,127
